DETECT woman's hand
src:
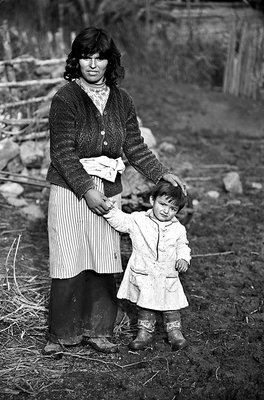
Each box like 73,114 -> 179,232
176,259 -> 189,273
84,189 -> 112,215
162,173 -> 187,195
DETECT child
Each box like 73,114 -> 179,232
104,180 -> 191,351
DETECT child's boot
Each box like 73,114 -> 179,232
129,308 -> 156,350
163,310 -> 187,351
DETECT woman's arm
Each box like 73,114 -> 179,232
122,94 -> 186,192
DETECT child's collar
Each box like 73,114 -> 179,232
146,209 -> 179,224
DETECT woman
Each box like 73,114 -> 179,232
44,27 -> 186,355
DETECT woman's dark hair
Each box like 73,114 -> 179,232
64,27 -> 125,86
151,180 -> 187,212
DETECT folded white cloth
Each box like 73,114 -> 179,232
80,156 -> 125,183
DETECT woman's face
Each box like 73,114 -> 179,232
79,52 -> 108,84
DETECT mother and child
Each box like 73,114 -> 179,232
44,26 -> 191,355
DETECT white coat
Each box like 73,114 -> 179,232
104,207 -> 191,311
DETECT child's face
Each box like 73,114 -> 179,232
150,195 -> 179,222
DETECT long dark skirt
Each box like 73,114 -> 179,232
48,270 -> 118,345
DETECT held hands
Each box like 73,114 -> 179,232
162,173 -> 187,195
84,189 -> 114,215
176,259 -> 189,273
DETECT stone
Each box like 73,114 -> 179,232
19,204 -> 45,220
158,141 -> 176,154
179,161 -> 193,173
21,167 -> 30,176
137,117 -> 143,127
207,190 -> 220,199
28,167 -> 45,181
7,155 -> 24,174
150,148 -> 160,160
0,182 -> 24,198
159,136 -> 178,145
140,127 -> 157,148
223,172 -> 243,194
251,182 -> 262,190
192,199 -> 200,208
41,187 -> 50,200
0,138 -> 20,170
41,139 -> 50,169
226,199 -> 241,206
20,140 -> 44,168
6,197 -> 28,207
40,167 -> 48,178
121,165 -> 153,197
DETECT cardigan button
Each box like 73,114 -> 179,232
101,130 -> 105,135
103,111 -> 107,115
103,141 -> 108,146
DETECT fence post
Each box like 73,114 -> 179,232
223,21 -> 236,95
223,18 -> 264,100
55,27 -> 66,58
1,20 -> 16,83
0,19 -> 18,100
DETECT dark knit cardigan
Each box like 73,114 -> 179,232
47,81 -> 169,199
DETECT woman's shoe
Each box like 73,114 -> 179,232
42,341 -> 63,357
85,337 -> 118,354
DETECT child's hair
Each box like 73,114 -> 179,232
151,180 -> 186,212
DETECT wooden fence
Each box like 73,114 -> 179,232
223,21 -> 264,99
1,13 -> 264,103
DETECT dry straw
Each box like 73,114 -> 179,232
0,235 -> 53,396
0,235 -> 135,397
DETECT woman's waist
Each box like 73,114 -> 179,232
79,155 -> 125,183
46,164 -> 123,197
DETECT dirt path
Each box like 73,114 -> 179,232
0,79 -> 264,399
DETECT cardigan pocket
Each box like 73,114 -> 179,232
130,269 -> 149,292
165,276 -> 179,292
130,266 -> 148,276
130,262 -> 149,275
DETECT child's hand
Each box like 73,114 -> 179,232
176,259 -> 189,273
104,198 -> 115,212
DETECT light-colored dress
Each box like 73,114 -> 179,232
104,207 -> 191,311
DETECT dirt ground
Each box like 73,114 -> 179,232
0,76 -> 264,400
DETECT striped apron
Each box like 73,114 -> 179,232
48,176 -> 123,279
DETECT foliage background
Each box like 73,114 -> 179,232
0,0 -> 231,88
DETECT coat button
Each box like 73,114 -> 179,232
103,111 -> 107,115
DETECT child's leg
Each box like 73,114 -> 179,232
129,307 -> 156,350
163,310 -> 187,350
